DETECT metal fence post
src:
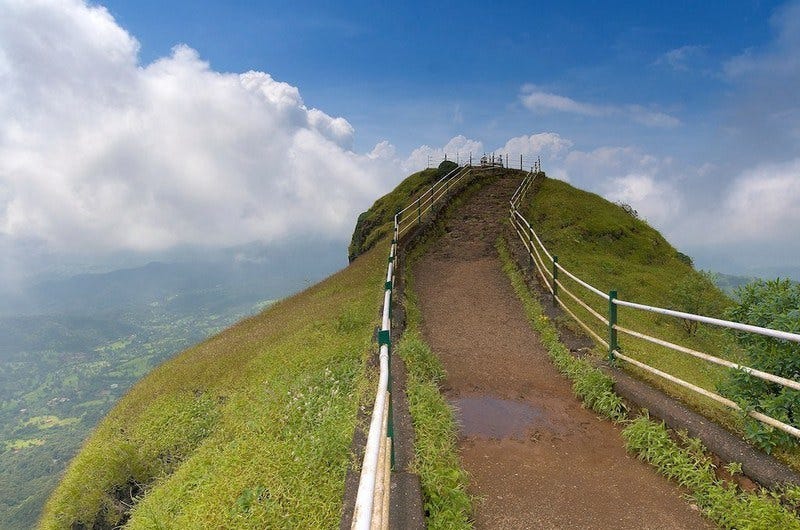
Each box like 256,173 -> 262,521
608,290 -> 618,363
417,196 -> 421,225
552,256 -> 559,306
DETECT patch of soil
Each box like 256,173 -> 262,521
413,174 -> 713,529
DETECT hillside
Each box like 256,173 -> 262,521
0,240 -> 345,530
40,167 -> 798,528
39,165 -> 458,529
518,177 -> 741,418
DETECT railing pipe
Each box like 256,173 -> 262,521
507,168 -> 800,442
351,343 -> 389,529
614,324 -> 800,392
612,299 -> 800,344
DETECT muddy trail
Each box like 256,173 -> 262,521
413,173 -> 713,529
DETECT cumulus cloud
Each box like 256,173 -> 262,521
0,0 -> 399,256
497,132 -> 574,159
554,145 -> 683,227
714,159 -> 800,243
519,86 -> 680,128
403,135 -> 483,172
604,174 -> 682,227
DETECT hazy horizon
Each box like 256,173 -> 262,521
1,0 -> 799,288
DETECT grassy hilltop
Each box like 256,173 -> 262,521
521,176 -> 737,417
39,165 -> 453,529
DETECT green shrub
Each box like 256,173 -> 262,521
438,160 -> 458,173
719,279 -> 800,453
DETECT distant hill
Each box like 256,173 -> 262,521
0,240 -> 346,530
0,240 -> 345,317
710,272 -> 758,298
38,166 -> 444,529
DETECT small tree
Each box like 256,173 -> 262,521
437,160 -> 458,174
719,279 -> 800,453
671,272 -> 723,335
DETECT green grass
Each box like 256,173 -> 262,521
623,416 -> 800,530
5,439 -> 46,451
348,161 -> 457,261
498,234 -> 800,529
398,260 -> 472,529
39,242 -> 388,529
521,177 -> 742,425
23,416 -> 81,430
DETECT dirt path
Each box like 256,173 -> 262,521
413,173 -> 713,529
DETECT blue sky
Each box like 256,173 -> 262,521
1,0 -> 799,281
102,0 -> 780,153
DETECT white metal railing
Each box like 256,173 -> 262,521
508,171 -> 800,440
352,164 -> 478,529
425,153 -> 543,171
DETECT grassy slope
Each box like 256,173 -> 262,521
41,162 -> 467,529
348,162 -> 456,261
40,242 -> 387,529
522,177 -> 741,425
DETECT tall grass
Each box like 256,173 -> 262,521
40,243 -> 387,529
397,266 -> 472,529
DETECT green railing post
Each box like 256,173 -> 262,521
417,196 -> 421,225
608,290 -> 618,363
378,324 -> 393,469
552,256 -> 559,306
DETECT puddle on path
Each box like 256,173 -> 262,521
451,396 -> 558,440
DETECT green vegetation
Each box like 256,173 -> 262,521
521,176 -> 737,424
39,243 -> 387,528
399,258 -> 472,529
720,279 -> 800,453
5,438 -> 46,451
713,272 -> 761,298
499,233 -> 800,529
497,238 -> 625,421
623,416 -> 800,529
348,160 -> 458,261
0,300 -> 272,530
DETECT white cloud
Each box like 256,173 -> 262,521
508,141 -> 685,228
604,174 -> 682,227
403,135 -> 483,172
724,2 -> 800,79
519,86 -> 680,128
715,159 -> 800,243
657,45 -> 705,71
0,0 -> 399,255
718,1 -> 800,163
497,132 -> 574,159
519,88 -> 606,116
627,105 -> 681,128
